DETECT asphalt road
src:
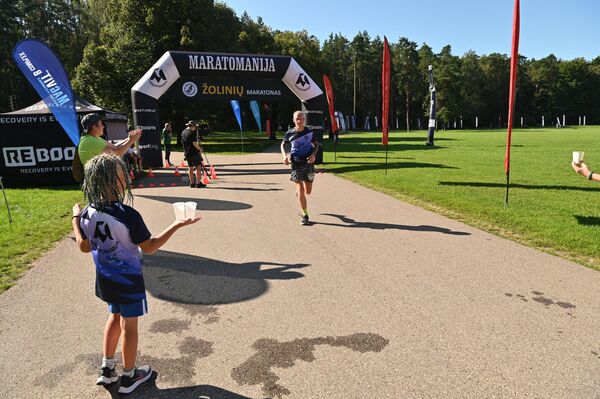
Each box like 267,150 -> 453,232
1,148 -> 600,399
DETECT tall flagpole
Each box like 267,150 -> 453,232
426,65 -> 436,146
381,37 -> 391,175
504,0 -> 520,207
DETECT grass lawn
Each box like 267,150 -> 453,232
322,126 -> 600,269
0,186 -> 83,293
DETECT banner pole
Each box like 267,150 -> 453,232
334,137 -> 337,163
0,177 -> 13,231
385,145 -> 389,175
504,172 -> 510,207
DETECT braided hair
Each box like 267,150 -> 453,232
82,154 -> 132,209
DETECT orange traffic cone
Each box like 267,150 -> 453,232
147,167 -> 155,178
210,165 -> 217,179
180,160 -> 186,167
174,167 -> 180,177
164,160 -> 170,168
129,169 -> 135,180
202,174 -> 209,185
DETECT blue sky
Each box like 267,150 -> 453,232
223,0 -> 600,61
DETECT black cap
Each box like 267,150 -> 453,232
81,113 -> 103,134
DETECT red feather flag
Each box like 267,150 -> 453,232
322,74 -> 338,133
382,37 -> 391,146
504,0 -> 520,204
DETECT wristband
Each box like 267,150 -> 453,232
72,215 -> 81,219
588,171 -> 594,180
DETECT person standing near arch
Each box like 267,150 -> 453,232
181,120 -> 206,188
162,122 -> 173,166
281,110 -> 319,225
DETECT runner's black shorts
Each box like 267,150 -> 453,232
186,152 -> 203,167
290,160 -> 315,182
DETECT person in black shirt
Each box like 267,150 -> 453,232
181,120 -> 205,188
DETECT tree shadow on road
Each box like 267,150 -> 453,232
315,213 -> 470,236
136,194 -> 253,211
103,375 -> 256,398
144,250 -> 310,305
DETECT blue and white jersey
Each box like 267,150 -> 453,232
79,203 -> 151,304
283,128 -> 316,160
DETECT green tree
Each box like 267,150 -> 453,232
558,58 -> 593,123
273,29 -> 321,80
480,53 -> 509,127
393,37 -> 420,131
529,55 -> 563,125
0,0 -> 22,111
434,45 -> 462,128
73,0 -> 240,117
460,50 -> 484,128
418,43 -> 436,125
237,13 -> 277,54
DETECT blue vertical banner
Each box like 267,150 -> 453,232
12,39 -> 79,145
230,99 -> 244,152
249,100 -> 262,132
230,99 -> 242,131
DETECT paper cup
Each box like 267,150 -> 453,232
173,202 -> 186,220
573,151 -> 584,164
185,202 -> 197,219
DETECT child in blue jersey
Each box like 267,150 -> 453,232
71,154 -> 200,394
281,110 -> 320,225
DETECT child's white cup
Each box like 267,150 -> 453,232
573,151 -> 584,164
185,202 -> 197,219
173,202 -> 186,220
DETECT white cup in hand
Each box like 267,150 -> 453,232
173,202 -> 186,220
185,202 -> 197,219
573,151 -> 584,165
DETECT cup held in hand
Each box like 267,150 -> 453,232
573,151 -> 584,165
173,202 -> 186,220
185,202 -> 197,219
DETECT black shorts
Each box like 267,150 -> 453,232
290,161 -> 315,182
186,152 -> 202,167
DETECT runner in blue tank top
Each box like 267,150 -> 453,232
281,110 -> 320,225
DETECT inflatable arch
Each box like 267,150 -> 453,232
131,51 -> 324,167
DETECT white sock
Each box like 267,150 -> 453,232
102,357 -> 115,369
122,368 -> 135,377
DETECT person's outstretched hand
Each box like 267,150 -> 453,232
572,161 -> 590,177
175,216 -> 201,228
129,128 -> 143,142
283,154 -> 290,165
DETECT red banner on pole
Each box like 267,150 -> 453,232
504,0 -> 520,175
382,37 -> 391,146
322,74 -> 338,133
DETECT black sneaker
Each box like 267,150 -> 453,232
96,366 -> 118,386
190,183 -> 196,188
196,182 -> 206,188
301,215 -> 310,225
118,365 -> 152,394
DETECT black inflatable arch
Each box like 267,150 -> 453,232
131,51 -> 324,168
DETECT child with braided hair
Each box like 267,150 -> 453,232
71,154 -> 200,394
